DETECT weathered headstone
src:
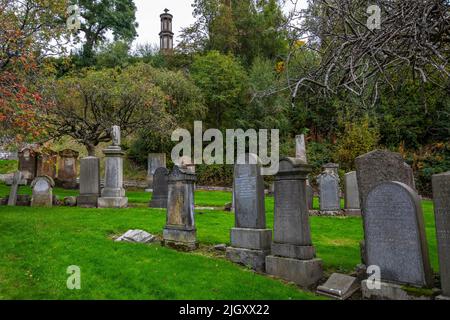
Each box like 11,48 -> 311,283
295,134 -> 307,163
226,154 -> 271,271
98,126 -> 128,208
149,167 -> 169,208
344,171 -> 361,216
162,166 -> 197,250
30,176 -> 55,207
306,182 -> 314,210
361,182 -> 432,299
146,153 -> 166,190
77,156 -> 100,207
36,150 -> 57,179
432,172 -> 450,299
265,158 -> 323,287
18,147 -> 37,182
7,171 -> 22,206
317,273 -> 360,300
57,149 -> 79,189
355,149 -> 416,212
317,163 -> 341,214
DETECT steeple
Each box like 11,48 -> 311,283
159,8 -> 174,54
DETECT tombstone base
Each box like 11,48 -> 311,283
361,280 -> 433,300
230,228 -> 272,250
97,197 -> 128,208
310,210 -> 345,216
344,209 -> 361,216
265,255 -> 323,288
271,242 -> 315,260
226,247 -> 270,272
163,227 -> 198,251
31,195 -> 53,207
77,195 -> 99,208
149,197 -> 167,208
316,273 -> 360,300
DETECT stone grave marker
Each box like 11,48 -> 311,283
317,163 -> 340,214
344,171 -> 361,216
149,167 -> 169,208
77,156 -> 100,207
317,273 -> 360,300
31,176 -> 55,207
7,171 -> 22,206
57,149 -> 79,189
146,153 -> 166,190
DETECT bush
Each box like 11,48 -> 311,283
0,160 -> 18,174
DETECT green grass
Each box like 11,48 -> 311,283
0,183 -> 438,300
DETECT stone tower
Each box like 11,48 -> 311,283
159,8 -> 173,54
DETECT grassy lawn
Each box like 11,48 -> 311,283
0,182 -> 438,300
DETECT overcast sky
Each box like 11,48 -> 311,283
132,0 -> 308,47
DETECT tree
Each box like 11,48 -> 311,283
45,64 -> 172,155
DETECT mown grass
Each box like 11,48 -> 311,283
0,182 -> 438,300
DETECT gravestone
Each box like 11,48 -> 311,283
149,167 -> 169,208
361,182 -> 432,299
432,172 -> 450,299
18,147 -> 37,182
77,156 -> 100,208
306,183 -> 314,210
31,176 -> 55,207
344,171 -> 361,216
57,149 -> 79,189
7,171 -> 22,206
317,273 -> 360,300
265,158 -> 323,287
355,149 -> 416,212
317,163 -> 341,214
226,154 -> 271,271
162,166 -> 197,250
36,150 -> 57,179
146,153 -> 166,190
295,134 -> 307,163
98,126 -> 128,208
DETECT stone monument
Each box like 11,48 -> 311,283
7,171 -> 22,206
30,176 -> 55,207
149,167 -> 169,208
77,156 -> 100,208
317,163 -> 341,214
36,150 -> 57,179
344,171 -> 361,216
18,147 -> 37,182
265,157 -> 323,287
146,153 -> 166,190
57,149 -> 79,189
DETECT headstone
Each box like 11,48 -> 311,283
98,126 -> 128,208
265,158 -> 323,287
77,156 -> 100,208
7,171 -> 22,206
36,150 -> 57,179
317,163 -> 341,214
57,149 -> 79,189
30,176 -> 55,207
63,196 -> 77,207
115,230 -> 156,243
146,153 -> 166,190
344,171 -> 361,216
363,182 -> 432,289
295,134 -> 307,163
149,167 -> 169,208
432,172 -> 450,299
306,182 -> 314,210
18,148 -> 37,182
162,166 -> 197,250
316,273 -> 360,300
226,154 -> 271,271
355,149 -> 416,212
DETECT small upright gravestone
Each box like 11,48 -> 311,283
149,167 -> 169,208
36,150 -> 57,180
57,149 -> 79,189
344,171 -> 361,216
98,126 -> 128,208
146,153 -> 166,190
432,172 -> 450,300
317,163 -> 341,214
30,176 -> 55,207
77,156 -> 100,207
7,171 -> 22,206
361,182 -> 433,299
226,154 -> 271,272
162,166 -> 197,250
265,158 -> 323,287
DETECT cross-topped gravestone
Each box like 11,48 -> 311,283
7,171 -> 22,206
226,154 -> 271,271
149,167 -> 169,208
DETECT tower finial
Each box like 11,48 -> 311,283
164,8 -> 169,14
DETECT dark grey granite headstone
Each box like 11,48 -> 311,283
149,167 -> 169,208
7,171 -> 22,206
163,166 -> 197,251
77,156 -> 100,208
365,181 -> 432,287
265,158 -> 323,287
432,171 -> 450,298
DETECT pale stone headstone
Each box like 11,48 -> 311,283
295,134 -> 307,163
162,166 -> 197,250
317,163 -> 340,213
149,167 -> 169,208
31,176 -> 55,207
36,150 -> 57,179
265,158 -> 323,287
226,154 -> 271,271
98,126 -> 128,208
344,171 -> 361,216
146,153 -> 167,190
18,148 -> 37,182
115,230 -> 156,243
57,149 -> 79,189
364,182 -> 432,288
432,171 -> 450,299
317,273 -> 360,300
77,156 -> 100,208
7,171 -> 22,206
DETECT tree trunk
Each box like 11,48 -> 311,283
86,144 -> 96,157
